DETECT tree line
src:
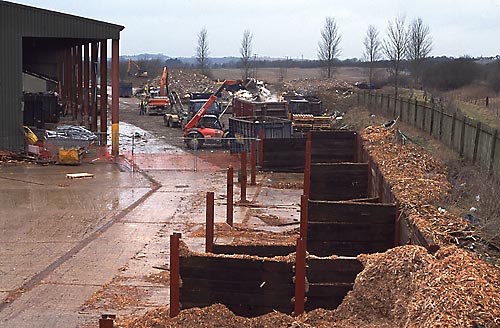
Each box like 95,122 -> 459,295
120,18 -> 500,95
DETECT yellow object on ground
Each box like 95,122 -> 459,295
23,126 -> 38,144
58,148 -> 82,165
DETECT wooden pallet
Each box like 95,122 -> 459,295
66,173 -> 94,179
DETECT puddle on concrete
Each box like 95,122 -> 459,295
107,122 -> 185,155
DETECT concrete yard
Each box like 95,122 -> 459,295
0,118 -> 301,327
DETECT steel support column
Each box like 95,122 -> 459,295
206,192 -> 214,253
77,45 -> 83,122
111,39 -> 120,157
100,40 -> 108,145
169,233 -> 181,318
83,43 -> 90,128
91,42 -> 98,132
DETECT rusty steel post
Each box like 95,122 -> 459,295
64,48 -> 71,112
299,194 -> 308,240
111,39 -> 120,157
91,42 -> 98,132
227,166 -> 234,226
294,237 -> 306,316
99,314 -> 115,328
241,152 -> 247,202
169,233 -> 181,318
258,130 -> 264,166
303,133 -> 312,200
206,192 -> 214,253
69,47 -> 76,119
83,43 -> 90,128
76,45 -> 83,122
250,139 -> 257,185
100,40 -> 108,146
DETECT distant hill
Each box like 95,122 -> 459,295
120,53 -> 242,66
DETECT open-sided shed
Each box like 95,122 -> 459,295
0,1 -> 124,153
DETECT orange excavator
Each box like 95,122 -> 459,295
127,59 -> 148,78
146,66 -> 171,115
182,80 -> 245,149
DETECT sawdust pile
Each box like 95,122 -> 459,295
115,245 -> 499,328
360,126 -> 472,245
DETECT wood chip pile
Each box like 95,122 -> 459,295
116,245 -> 499,327
166,69 -> 217,96
360,126 -> 473,245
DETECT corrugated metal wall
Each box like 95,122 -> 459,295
0,1 -> 123,151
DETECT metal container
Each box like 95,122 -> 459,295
232,98 -> 288,118
228,116 -> 292,153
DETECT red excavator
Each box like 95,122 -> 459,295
146,66 -> 171,115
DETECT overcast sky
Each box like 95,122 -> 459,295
8,0 -> 500,59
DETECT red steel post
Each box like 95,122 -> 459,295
303,132 -> 312,199
241,152 -> 247,202
91,42 -> 98,131
111,39 -> 120,157
206,192 -> 214,253
227,166 -> 234,226
100,40 -> 108,145
83,43 -> 90,128
299,194 -> 308,240
250,139 -> 257,185
76,45 -> 83,121
294,237 -> 306,316
169,233 -> 181,318
98,314 -> 115,328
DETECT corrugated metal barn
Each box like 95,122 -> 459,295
0,1 -> 124,153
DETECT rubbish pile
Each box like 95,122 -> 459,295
166,70 -> 217,97
280,79 -> 355,113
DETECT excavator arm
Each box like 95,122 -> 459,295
159,66 -> 168,96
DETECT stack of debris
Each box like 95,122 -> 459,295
166,69 -> 216,97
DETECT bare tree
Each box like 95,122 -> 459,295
318,17 -> 342,79
363,25 -> 382,87
240,30 -> 253,80
196,27 -> 209,74
407,17 -> 432,86
383,16 -> 407,97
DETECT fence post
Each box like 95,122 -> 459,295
294,237 -> 306,316
240,152 -> 247,202
438,105 -> 444,141
227,166 -> 233,226
421,102 -> 426,131
472,122 -> 482,164
414,100 -> 418,126
169,233 -> 181,318
459,116 -> 466,157
250,139 -> 256,185
489,129 -> 498,173
206,192 -> 214,253
451,112 -> 457,149
429,103 -> 435,136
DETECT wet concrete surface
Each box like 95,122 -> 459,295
0,97 -> 301,327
